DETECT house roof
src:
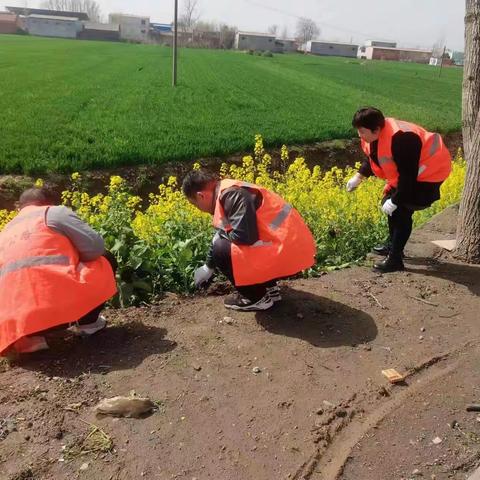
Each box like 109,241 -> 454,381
237,31 -> 275,38
309,40 -> 359,47
368,46 -> 432,53
28,14 -> 79,21
6,6 -> 89,20
84,22 -> 119,31
109,13 -> 150,20
366,40 -> 397,45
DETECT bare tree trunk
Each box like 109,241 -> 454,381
455,0 -> 480,263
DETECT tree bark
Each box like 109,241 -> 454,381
455,0 -> 480,263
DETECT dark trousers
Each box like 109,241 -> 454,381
78,251 -> 117,325
211,238 -> 276,303
383,197 -> 427,257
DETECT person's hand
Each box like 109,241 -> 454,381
381,199 -> 398,216
346,173 -> 364,192
194,264 -> 214,288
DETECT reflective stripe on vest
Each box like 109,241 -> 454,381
378,156 -> 394,167
269,204 -> 292,230
429,133 -> 441,156
396,121 -> 413,132
0,255 -> 70,279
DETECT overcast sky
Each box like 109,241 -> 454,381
3,0 -> 465,51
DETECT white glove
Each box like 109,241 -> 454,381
346,173 -> 364,192
194,264 -> 214,288
381,199 -> 398,216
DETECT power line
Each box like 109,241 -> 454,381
242,0 -> 397,42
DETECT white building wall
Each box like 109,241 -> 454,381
25,17 -> 81,38
307,41 -> 359,58
109,14 -> 149,42
235,32 -> 275,51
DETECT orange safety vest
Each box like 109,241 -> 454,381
0,205 -> 117,354
361,118 -> 452,192
213,180 -> 316,287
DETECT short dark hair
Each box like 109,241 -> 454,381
18,187 -> 56,209
352,107 -> 385,131
182,170 -> 217,198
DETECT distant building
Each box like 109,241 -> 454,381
150,22 -> 172,33
360,46 -> 432,63
78,22 -> 120,41
274,38 -> 298,53
451,51 -> 464,66
6,6 -> 89,21
359,40 -> 397,58
0,11 -> 18,34
235,31 -> 276,51
24,14 -> 82,39
109,13 -> 149,42
365,40 -> 397,48
304,40 -> 358,58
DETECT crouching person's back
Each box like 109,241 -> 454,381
0,187 -> 117,355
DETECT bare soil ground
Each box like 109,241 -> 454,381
1,204 -> 479,480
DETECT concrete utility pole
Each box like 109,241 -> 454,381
439,45 -> 447,77
172,0 -> 178,87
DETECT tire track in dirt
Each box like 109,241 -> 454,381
291,341 -> 478,480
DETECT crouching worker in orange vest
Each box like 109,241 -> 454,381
0,188 -> 117,355
182,170 -> 316,311
346,107 -> 452,273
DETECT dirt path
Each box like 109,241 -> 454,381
1,205 -> 479,480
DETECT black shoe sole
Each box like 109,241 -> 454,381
372,265 -> 405,273
224,299 -> 274,311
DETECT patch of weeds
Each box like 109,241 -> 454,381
63,422 -> 113,461
9,467 -> 34,480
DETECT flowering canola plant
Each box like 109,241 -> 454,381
0,137 -> 466,306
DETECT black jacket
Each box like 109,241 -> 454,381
358,131 -> 443,207
206,186 -> 261,268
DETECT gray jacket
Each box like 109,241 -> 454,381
46,206 -> 105,262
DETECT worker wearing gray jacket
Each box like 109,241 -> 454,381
0,187 -> 117,354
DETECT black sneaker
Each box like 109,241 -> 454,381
266,285 -> 282,302
372,244 -> 391,256
224,293 -> 274,311
372,255 -> 405,273
372,245 -> 405,258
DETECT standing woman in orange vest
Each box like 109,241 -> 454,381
346,107 -> 452,272
0,188 -> 117,355
182,170 -> 316,311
